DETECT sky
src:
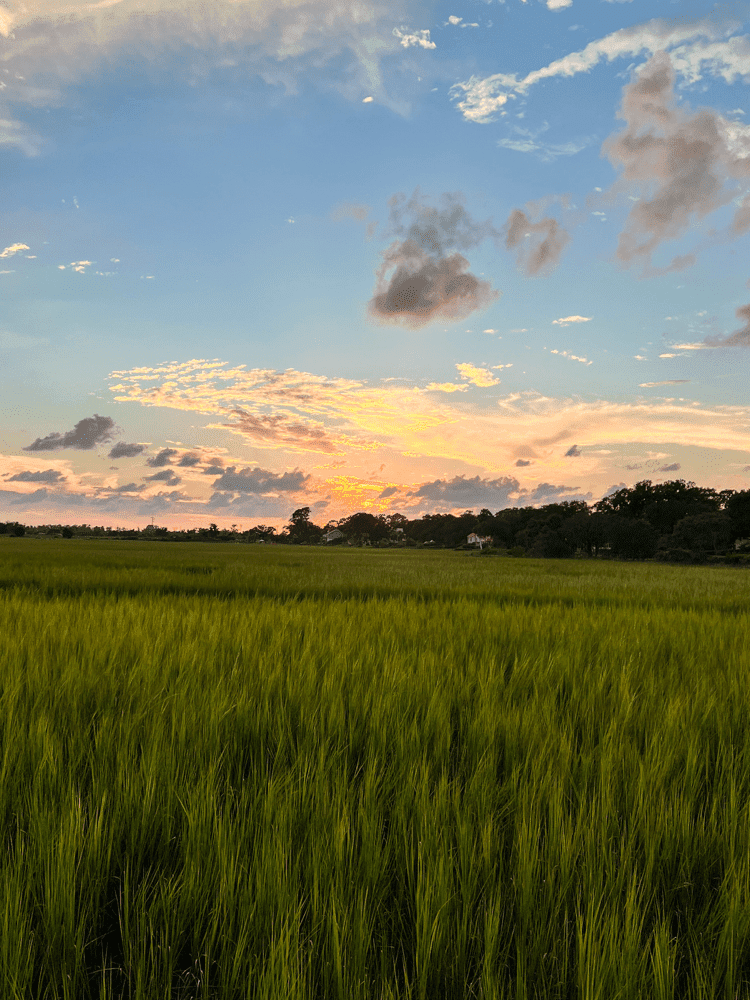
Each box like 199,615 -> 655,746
1,0 -> 750,530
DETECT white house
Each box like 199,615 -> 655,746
323,528 -> 344,543
467,533 -> 493,549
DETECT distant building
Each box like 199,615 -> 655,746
467,533 -> 493,548
323,528 -> 344,543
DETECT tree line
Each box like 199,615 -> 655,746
3,480 -> 750,563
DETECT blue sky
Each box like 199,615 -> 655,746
2,0 -> 750,529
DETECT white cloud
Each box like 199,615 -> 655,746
450,16 -> 740,123
456,362 -> 501,387
550,349 -> 592,365
448,16 -> 462,25
69,260 -> 93,273
362,96 -> 374,103
547,0 -> 572,9
639,380 -> 690,387
552,315 -> 592,326
392,27 -> 436,50
0,243 -> 30,258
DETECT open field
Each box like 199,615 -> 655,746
1,540 -> 749,999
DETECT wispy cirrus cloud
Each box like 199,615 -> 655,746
449,17 -> 744,124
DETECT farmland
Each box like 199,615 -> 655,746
1,539 -> 749,998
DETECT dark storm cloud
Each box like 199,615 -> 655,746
211,466 -> 310,494
603,51 -> 750,273
368,189 -> 501,328
24,414 -> 115,452
108,441 -> 146,459
503,207 -> 571,277
146,448 -> 178,467
6,469 -> 65,483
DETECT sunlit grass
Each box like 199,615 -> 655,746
0,539 -> 749,997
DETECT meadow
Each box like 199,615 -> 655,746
1,538 -> 749,999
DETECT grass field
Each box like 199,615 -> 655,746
1,539 -> 749,999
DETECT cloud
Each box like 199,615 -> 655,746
215,410 -> 356,454
515,459 -> 531,466
146,448 -> 178,467
5,469 -> 65,483
553,315 -> 592,326
504,207 -> 571,276
424,381 -> 468,393
639,380 -> 690,387
497,132 -> 591,162
392,27 -> 436,50
368,190 -> 501,328
565,444 -> 581,457
144,469 -> 181,485
177,452 -> 201,466
0,243 -> 30,258
108,441 -> 145,459
550,349 -> 592,365
455,362 -> 501,387
23,414 -> 115,451
603,51 -> 750,273
658,462 -> 681,471
546,0 -> 573,11
408,474 -> 587,511
449,17 -> 741,124
704,302 -> 750,348
0,119 -> 42,155
0,0 -> 416,128
212,466 -> 310,494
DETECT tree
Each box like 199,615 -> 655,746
671,513 -> 731,553
286,507 -> 322,544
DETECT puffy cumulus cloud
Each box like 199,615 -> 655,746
455,363 -> 501,387
658,462 -> 681,472
177,452 -> 201,466
392,27 -> 435,50
406,474 -> 588,512
23,414 -> 115,451
0,243 -> 30,258
450,17 -> 742,124
0,0 -> 412,127
603,51 -> 750,273
503,206 -> 570,276
146,447 -> 178,467
547,0 -> 572,8
704,302 -> 750,348
5,468 -> 65,483
368,189 -> 501,328
108,441 -> 146,459
553,315 -> 591,326
211,466 -> 309,494
424,381 -> 469,393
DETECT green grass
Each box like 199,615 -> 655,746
1,539 -> 749,998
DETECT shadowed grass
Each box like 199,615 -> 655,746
0,540 -> 749,997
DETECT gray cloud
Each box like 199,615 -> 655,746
658,463 -> 681,471
408,473 -> 589,510
368,190 -> 501,328
202,464 -> 225,475
6,469 -> 65,483
108,441 -> 145,459
378,486 -> 398,498
503,207 -> 571,276
177,452 -> 201,467
23,414 -> 115,451
705,301 -> 750,347
212,466 -> 310,494
220,410 -> 341,454
515,459 -> 531,467
565,444 -> 581,457
603,51 -> 750,273
144,469 -> 181,485
146,448 -> 178,467
331,202 -> 371,222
